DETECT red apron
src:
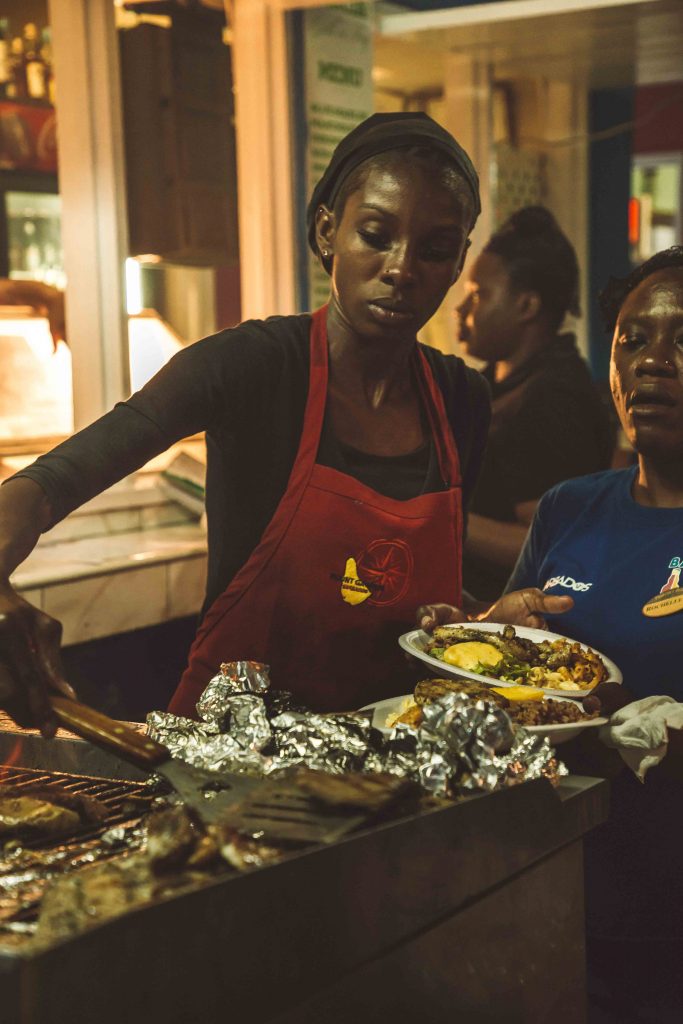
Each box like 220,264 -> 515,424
169,306 -> 463,716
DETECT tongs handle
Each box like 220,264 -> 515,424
49,695 -> 170,769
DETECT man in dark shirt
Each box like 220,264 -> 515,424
457,207 -> 614,601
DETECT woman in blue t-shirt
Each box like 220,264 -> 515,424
421,245 -> 683,1023
506,246 -> 683,705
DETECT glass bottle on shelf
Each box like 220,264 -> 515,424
0,19 -> 10,100
7,192 -> 65,289
23,23 -> 46,101
7,37 -> 27,100
40,27 -> 54,106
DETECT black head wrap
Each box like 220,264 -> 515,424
306,111 -> 481,254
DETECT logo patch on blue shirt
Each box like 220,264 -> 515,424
543,575 -> 593,593
660,557 -> 683,594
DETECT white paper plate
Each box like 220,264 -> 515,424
398,621 -> 622,699
360,693 -> 608,746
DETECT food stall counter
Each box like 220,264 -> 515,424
0,746 -> 607,1024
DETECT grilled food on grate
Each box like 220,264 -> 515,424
0,784 -> 109,838
30,768 -> 427,946
34,849 -> 207,949
0,797 -> 81,838
0,769 -> 159,949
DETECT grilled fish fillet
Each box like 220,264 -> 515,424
0,796 -> 80,837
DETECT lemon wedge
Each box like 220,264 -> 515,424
493,686 -> 544,702
443,642 -> 503,671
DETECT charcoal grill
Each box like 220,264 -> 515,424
0,719 -> 609,1024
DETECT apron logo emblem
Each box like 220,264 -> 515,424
356,538 -> 413,607
338,557 -> 372,606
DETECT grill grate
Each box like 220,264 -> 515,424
0,765 -> 156,930
0,764 -> 154,844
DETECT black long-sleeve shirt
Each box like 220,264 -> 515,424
463,333 -> 614,600
14,314 -> 490,613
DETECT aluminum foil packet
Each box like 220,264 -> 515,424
146,663 -> 565,800
146,709 -> 264,775
404,692 -> 566,797
268,711 -> 374,775
196,661 -> 271,727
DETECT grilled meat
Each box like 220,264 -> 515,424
414,678 -> 510,709
34,854 -> 209,947
538,644 -> 572,669
144,805 -> 201,873
0,796 -> 81,838
431,625 -> 501,648
36,856 -> 157,945
0,784 -> 108,828
429,625 -> 541,665
508,699 -> 599,727
218,829 -> 284,872
35,809 -> 226,945
500,624 -> 541,663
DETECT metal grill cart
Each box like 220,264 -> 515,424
0,717 -> 607,1024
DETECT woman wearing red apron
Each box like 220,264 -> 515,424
172,304 -> 465,713
0,112 -> 566,733
165,114 -> 487,715
171,113 -> 567,715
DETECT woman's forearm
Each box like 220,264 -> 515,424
0,478 -> 53,581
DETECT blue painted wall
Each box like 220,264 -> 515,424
587,86 -> 634,381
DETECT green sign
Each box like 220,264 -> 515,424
303,6 -> 374,309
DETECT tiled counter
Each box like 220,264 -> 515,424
10,476 -> 207,646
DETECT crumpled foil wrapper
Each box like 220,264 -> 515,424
196,661 -> 271,727
146,710 -> 264,775
147,663 -> 565,799
401,692 -> 565,796
267,711 -> 374,775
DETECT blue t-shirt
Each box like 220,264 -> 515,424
507,467 -> 683,700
